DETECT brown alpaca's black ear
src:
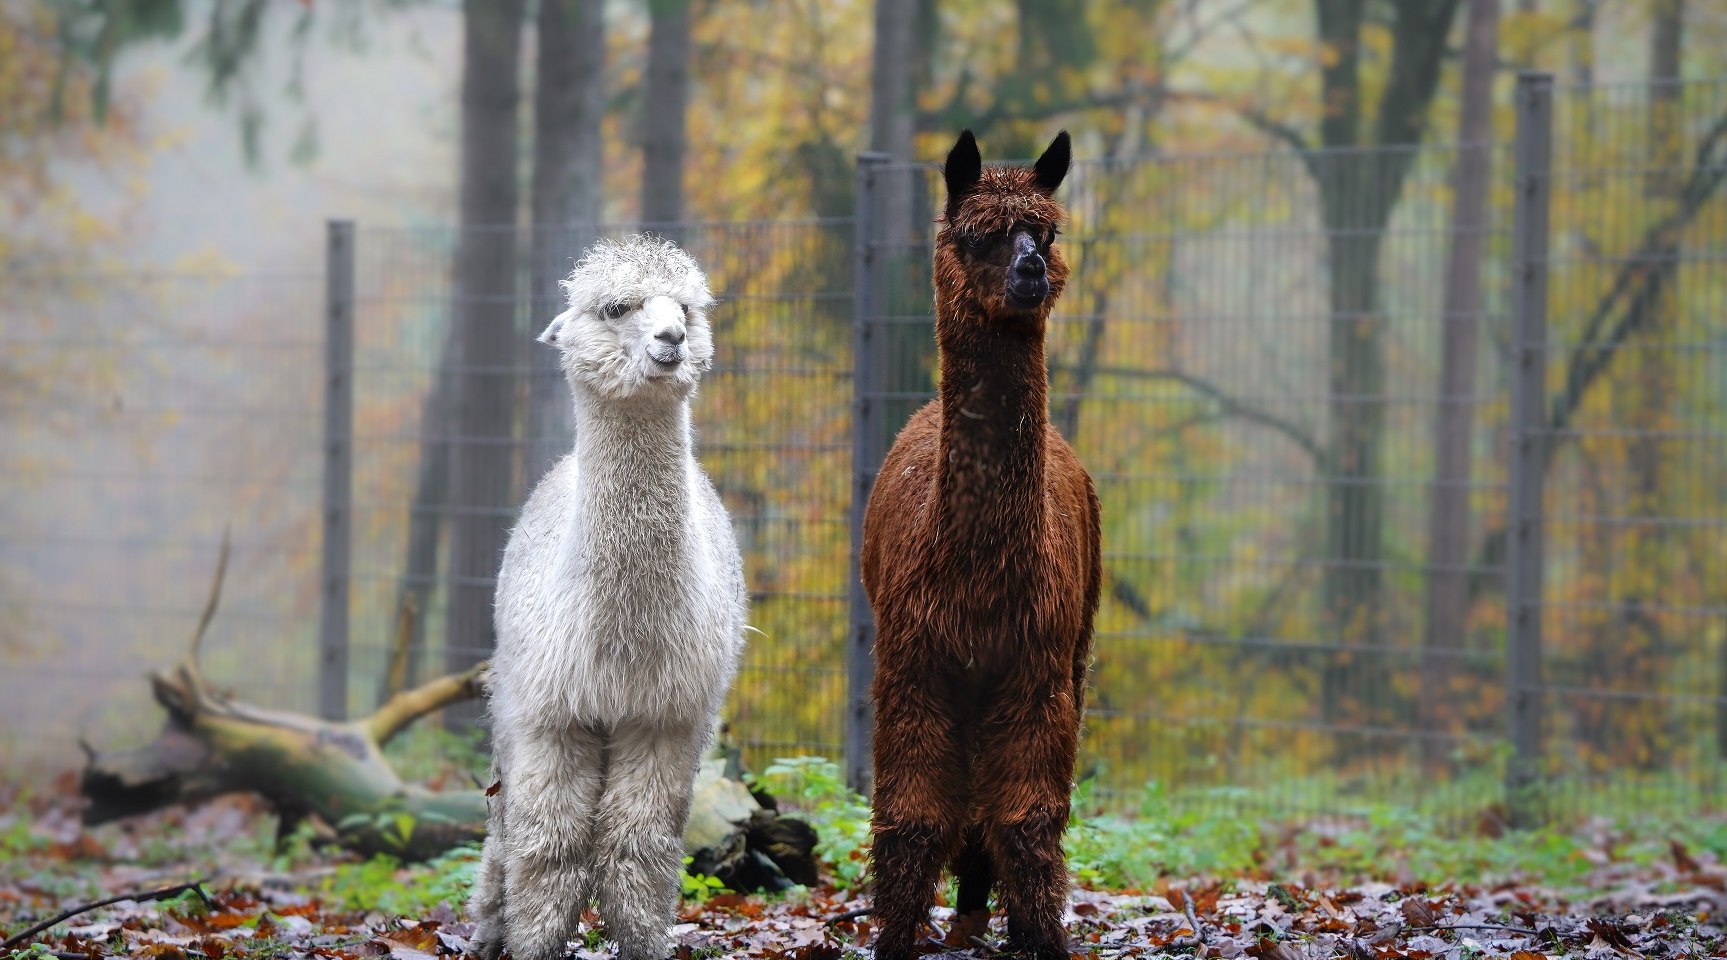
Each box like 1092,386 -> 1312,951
944,129 -> 982,220
1033,130 -> 1071,196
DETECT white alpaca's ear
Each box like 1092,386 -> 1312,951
538,309 -> 574,347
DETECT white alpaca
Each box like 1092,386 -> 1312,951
467,236 -> 746,960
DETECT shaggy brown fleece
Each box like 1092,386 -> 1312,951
860,130 -> 1102,960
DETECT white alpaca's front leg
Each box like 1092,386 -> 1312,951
593,717 -> 708,960
500,722 -> 607,960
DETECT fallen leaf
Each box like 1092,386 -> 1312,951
1398,899 -> 1437,927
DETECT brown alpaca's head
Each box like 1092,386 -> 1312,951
935,129 -> 1071,328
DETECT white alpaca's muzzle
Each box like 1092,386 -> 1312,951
641,296 -> 689,370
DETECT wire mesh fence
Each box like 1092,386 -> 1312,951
1529,77 -> 1727,820
2,73 -> 1725,826
854,137 -> 1515,820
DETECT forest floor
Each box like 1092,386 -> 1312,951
4,773 -> 1727,960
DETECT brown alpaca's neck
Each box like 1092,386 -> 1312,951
934,305 -> 1051,546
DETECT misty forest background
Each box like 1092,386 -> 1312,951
5,0 -> 1727,817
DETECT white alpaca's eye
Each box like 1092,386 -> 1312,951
602,301 -> 632,320
680,303 -> 691,320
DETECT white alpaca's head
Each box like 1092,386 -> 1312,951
538,235 -> 716,403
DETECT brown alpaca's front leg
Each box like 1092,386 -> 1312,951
975,689 -> 1081,960
869,675 -> 965,960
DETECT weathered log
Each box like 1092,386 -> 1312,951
82,653 -> 492,860
79,535 -> 817,885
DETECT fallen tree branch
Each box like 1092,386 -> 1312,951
1171,890 -> 1207,950
80,540 -> 816,885
363,661 -> 489,747
0,882 -> 211,950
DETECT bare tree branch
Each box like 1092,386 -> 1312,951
1470,106 -> 1727,602
1167,87 -> 1312,154
1085,365 -> 1324,464
1546,108 -> 1727,456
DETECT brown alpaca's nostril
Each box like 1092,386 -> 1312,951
1014,255 -> 1045,278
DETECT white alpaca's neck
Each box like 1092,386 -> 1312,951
570,388 -> 694,473
567,386 -> 697,558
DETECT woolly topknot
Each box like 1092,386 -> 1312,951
943,168 -> 1065,238
560,234 -> 715,317
539,234 -> 718,403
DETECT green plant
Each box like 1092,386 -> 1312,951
6,943 -> 58,960
758,756 -> 872,887
0,811 -> 48,864
335,810 -> 422,855
1065,779 -> 1262,889
681,857 -> 727,903
318,844 -> 481,915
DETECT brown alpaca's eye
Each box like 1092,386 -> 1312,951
602,301 -> 632,320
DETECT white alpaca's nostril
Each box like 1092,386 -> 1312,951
655,327 -> 686,346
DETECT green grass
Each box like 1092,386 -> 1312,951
317,844 -> 482,915
755,757 -> 1727,898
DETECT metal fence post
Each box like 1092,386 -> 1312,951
321,220 -> 356,721
847,154 -> 891,795
1506,73 -> 1553,828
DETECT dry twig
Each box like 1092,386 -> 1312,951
0,882 -> 212,950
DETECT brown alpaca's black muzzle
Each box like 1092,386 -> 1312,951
1006,231 -> 1050,308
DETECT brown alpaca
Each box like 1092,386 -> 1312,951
861,130 -> 1101,960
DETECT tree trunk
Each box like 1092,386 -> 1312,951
1420,0 -> 1498,760
1577,0 -> 1685,771
868,0 -> 937,446
869,0 -> 916,242
445,0 -> 526,726
641,0 -> 692,238
522,0 -> 606,494
1637,0 -> 1682,764
1317,183 -> 1390,728
383,351 -> 453,706
1308,0 -> 1462,742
